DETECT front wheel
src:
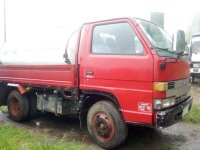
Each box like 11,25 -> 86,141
87,101 -> 128,149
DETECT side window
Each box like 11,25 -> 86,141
92,23 -> 144,55
66,30 -> 79,64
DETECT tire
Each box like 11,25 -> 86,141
27,93 -> 38,119
7,90 -> 30,122
192,77 -> 195,83
87,101 -> 128,149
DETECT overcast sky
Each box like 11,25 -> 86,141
0,0 -> 200,49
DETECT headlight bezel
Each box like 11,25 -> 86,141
154,97 -> 176,110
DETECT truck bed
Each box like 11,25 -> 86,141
0,64 -> 75,88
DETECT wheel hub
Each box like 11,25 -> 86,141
9,98 -> 20,117
93,112 -> 114,140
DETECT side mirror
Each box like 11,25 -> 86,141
173,30 -> 187,53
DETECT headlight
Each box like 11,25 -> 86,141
153,82 -> 168,92
154,97 -> 175,110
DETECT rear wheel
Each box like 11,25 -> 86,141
27,93 -> 38,119
87,101 -> 128,149
7,90 -> 30,122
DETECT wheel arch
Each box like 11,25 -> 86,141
79,90 -> 122,126
0,82 -> 17,106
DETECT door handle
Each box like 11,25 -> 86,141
86,71 -> 94,76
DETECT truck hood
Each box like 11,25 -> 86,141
153,55 -> 190,81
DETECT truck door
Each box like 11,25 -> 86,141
80,19 -> 154,123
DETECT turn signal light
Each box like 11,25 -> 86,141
153,82 -> 168,92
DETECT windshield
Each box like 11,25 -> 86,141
135,19 -> 177,58
192,36 -> 200,53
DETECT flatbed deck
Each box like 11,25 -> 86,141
0,64 -> 75,87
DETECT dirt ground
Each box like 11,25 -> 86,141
0,84 -> 200,150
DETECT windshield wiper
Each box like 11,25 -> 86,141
154,46 -> 175,54
176,51 -> 184,59
155,46 -> 184,58
155,47 -> 169,51
156,47 -> 184,70
154,46 -> 179,58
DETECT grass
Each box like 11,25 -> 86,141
183,104 -> 200,124
0,125 -> 84,150
160,143 -> 172,150
0,106 -> 8,112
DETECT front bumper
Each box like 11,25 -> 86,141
155,96 -> 193,128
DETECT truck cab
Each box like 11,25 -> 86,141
0,17 -> 192,149
190,33 -> 200,82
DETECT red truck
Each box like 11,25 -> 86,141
0,18 -> 192,149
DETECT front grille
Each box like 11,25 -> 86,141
167,78 -> 190,90
192,62 -> 200,68
175,94 -> 187,104
168,82 -> 175,89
